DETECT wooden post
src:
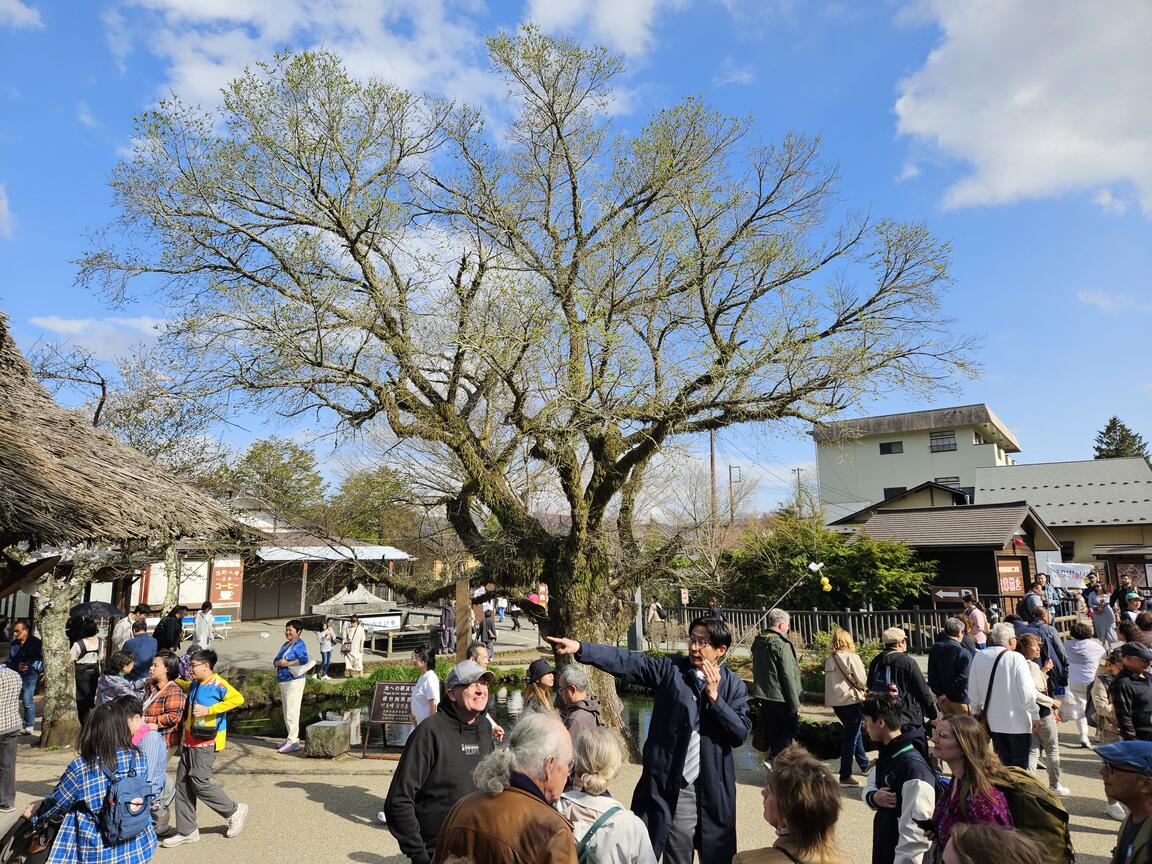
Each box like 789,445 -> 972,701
300,561 -> 309,616
455,575 -> 471,662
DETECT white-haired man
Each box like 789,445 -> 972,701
433,712 -> 576,863
751,608 -> 802,762
557,663 -> 603,739
967,621 -> 1039,768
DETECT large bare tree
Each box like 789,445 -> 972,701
80,30 -> 972,719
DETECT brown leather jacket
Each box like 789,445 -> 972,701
432,779 -> 576,864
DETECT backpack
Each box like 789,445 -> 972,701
88,758 -> 154,845
869,654 -> 902,700
1085,692 -> 1098,728
576,806 -> 621,864
989,767 -> 1075,864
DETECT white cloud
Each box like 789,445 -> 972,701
0,0 -> 42,29
897,162 -> 921,182
76,101 -> 100,128
895,0 -> 1152,215
0,184 -> 12,238
712,57 -> 754,87
524,0 -> 688,56
107,0 -> 503,111
1076,289 -> 1152,314
1094,189 -> 1128,215
28,315 -> 166,360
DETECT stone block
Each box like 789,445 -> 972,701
304,719 -> 351,758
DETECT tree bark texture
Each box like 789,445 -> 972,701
37,568 -> 85,749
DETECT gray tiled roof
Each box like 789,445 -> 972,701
975,458 -> 1152,527
860,502 -> 1059,550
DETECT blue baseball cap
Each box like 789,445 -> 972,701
1096,741 -> 1152,776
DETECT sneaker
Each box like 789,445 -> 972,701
1105,801 -> 1128,821
226,803 -> 248,838
1079,737 -> 1092,749
839,777 -> 860,786
277,741 -> 301,754
21,727 -> 32,735
0,805 -> 13,813
161,831 -> 200,848
1050,784 -> 1072,796
377,811 -> 388,825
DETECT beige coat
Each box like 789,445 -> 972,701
734,839 -> 854,864
824,651 -> 868,707
1092,673 -> 1120,743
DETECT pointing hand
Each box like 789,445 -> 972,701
545,637 -> 580,656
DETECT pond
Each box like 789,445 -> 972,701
229,686 -> 773,772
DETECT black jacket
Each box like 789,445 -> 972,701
153,615 -> 183,652
927,635 -> 971,704
868,649 -> 938,726
1110,669 -> 1152,741
864,730 -> 938,864
384,697 -> 494,864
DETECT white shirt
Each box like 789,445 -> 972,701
410,669 -> 440,724
193,611 -> 214,647
967,645 -> 1039,734
111,618 -> 134,652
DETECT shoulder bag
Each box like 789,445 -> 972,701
977,650 -> 1007,734
832,652 -> 867,695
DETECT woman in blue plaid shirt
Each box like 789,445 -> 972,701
23,701 -> 158,863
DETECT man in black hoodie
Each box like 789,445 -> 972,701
862,693 -> 938,864
868,627 -> 938,753
927,618 -> 972,716
384,659 -> 495,864
1112,641 -> 1152,741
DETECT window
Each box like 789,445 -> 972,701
883,486 -> 907,500
959,486 -> 975,501
879,441 -> 903,455
930,430 -> 957,452
1060,540 -> 1075,562
934,476 -> 961,487
973,431 -> 987,445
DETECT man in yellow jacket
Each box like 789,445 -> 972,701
162,648 -> 247,848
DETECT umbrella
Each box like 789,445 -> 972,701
69,601 -> 125,619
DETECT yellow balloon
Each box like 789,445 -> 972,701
822,583 -> 832,592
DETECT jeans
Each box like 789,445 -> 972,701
832,704 -> 869,780
19,672 -> 36,729
320,650 -> 332,677
1029,712 -> 1063,789
991,731 -> 1032,768
0,731 -> 16,808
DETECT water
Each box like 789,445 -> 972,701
229,686 -> 768,770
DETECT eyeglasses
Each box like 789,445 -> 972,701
1102,763 -> 1147,777
687,637 -> 714,648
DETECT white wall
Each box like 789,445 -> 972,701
141,559 -> 210,607
817,425 -> 1012,508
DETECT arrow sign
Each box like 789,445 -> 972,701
930,585 -> 977,605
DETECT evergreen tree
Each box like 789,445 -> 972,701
1094,416 -> 1150,463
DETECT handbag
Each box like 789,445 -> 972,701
186,684 -> 218,741
289,660 -> 316,679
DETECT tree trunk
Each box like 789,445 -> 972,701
546,550 -> 632,736
161,544 -> 180,613
37,568 -> 86,749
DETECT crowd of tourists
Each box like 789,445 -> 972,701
3,579 -> 1152,863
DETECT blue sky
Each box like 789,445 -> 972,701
1,0 -> 1150,510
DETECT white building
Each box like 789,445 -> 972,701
812,404 -> 1020,523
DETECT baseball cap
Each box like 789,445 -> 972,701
1096,740 -> 1152,776
528,658 -> 555,684
881,627 -> 907,646
1120,641 -> 1152,662
1126,592 -> 1142,602
446,659 -> 495,689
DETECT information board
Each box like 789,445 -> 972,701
369,681 -> 416,724
997,558 -> 1025,595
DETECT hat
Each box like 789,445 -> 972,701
881,627 -> 907,645
446,659 -> 495,689
1096,740 -> 1152,776
528,658 -> 555,684
1121,641 -> 1152,662
1126,591 -> 1142,602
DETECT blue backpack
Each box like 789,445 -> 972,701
89,758 -> 153,844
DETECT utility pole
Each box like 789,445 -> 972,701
728,465 -> 741,526
793,467 -> 804,516
709,429 -> 718,535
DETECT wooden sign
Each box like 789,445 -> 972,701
369,681 -> 416,724
930,586 -> 976,605
997,559 -> 1025,596
210,561 -> 244,607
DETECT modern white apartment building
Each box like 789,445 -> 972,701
812,404 -> 1020,522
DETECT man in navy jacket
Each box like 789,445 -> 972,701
548,617 -> 751,864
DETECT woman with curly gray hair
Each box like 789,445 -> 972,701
433,712 -> 577,863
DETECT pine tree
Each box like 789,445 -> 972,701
1094,416 -> 1150,463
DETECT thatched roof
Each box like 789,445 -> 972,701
0,312 -> 237,548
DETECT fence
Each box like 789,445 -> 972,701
658,597 -> 1082,656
